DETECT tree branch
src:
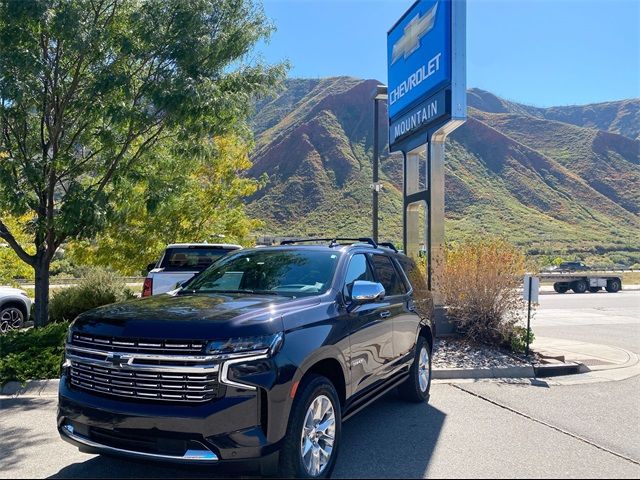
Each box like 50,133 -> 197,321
0,218 -> 35,266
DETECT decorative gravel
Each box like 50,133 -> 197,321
433,337 -> 533,369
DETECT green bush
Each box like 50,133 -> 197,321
49,268 -> 135,323
0,322 -> 69,385
509,326 -> 535,354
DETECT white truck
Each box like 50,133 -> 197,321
142,243 -> 241,297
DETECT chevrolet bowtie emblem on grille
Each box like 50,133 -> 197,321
391,1 -> 439,64
107,354 -> 128,368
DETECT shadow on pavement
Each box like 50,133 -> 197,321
49,392 -> 445,479
0,398 -> 52,471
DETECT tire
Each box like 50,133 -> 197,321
279,374 -> 341,479
0,305 -> 25,335
571,280 -> 588,294
589,287 -> 601,293
398,336 -> 431,403
606,278 -> 621,293
553,283 -> 568,294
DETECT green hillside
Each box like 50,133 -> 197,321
248,78 -> 640,267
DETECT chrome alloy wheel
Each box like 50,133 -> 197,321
300,394 -> 336,476
418,346 -> 430,392
0,307 -> 24,334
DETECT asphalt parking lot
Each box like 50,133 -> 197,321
2,291 -> 639,479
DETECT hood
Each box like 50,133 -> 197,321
72,292 -> 321,341
0,286 -> 28,297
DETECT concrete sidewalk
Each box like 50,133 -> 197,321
533,336 -> 640,384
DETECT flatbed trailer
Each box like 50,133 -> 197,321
539,272 -> 622,294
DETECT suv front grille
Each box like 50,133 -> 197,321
71,333 -> 205,354
66,333 -> 219,403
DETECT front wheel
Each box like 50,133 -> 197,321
398,337 -> 431,403
279,374 -> 341,479
0,306 -> 24,334
553,283 -> 569,294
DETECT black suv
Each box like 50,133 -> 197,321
58,238 -> 434,478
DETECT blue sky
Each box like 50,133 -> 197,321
257,0 -> 640,107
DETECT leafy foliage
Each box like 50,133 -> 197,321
68,136 -> 264,274
441,238 -> 528,349
0,321 -> 69,385
0,0 -> 285,325
509,326 -> 535,354
0,214 -> 34,284
49,268 -> 134,323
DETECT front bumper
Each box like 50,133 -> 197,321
57,373 -> 280,463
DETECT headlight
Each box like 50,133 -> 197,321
206,332 -> 284,357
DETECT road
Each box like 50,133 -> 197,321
535,290 -> 639,353
1,292 -> 639,479
2,382 -> 639,479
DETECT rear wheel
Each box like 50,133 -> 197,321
606,278 -> 621,293
553,283 -> 568,294
571,280 -> 588,294
398,336 -> 431,403
279,374 -> 341,479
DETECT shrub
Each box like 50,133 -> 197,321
0,322 -> 69,385
508,326 -> 536,354
442,238 -> 528,349
49,268 -> 135,323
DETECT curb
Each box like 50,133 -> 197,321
433,365 -> 535,380
1,379 -> 59,397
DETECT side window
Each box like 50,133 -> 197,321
369,254 -> 406,296
343,254 -> 375,300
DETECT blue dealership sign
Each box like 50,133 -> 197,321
387,0 -> 465,151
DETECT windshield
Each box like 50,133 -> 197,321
183,249 -> 341,296
159,247 -> 239,272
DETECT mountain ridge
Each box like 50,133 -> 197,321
248,77 -> 640,266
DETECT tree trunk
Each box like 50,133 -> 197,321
33,255 -> 52,328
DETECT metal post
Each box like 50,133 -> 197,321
526,275 -> 532,357
428,135 -> 446,303
372,97 -> 379,243
372,85 -> 387,243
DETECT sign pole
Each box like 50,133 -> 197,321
526,275 -> 532,356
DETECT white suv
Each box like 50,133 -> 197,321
142,243 -> 242,296
0,286 -> 32,334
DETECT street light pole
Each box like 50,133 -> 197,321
372,84 -> 387,243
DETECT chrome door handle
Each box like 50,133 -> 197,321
380,311 -> 391,319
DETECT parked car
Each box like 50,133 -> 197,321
58,238 -> 434,478
555,261 -> 590,272
142,243 -> 242,297
0,286 -> 32,334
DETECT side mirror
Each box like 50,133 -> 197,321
350,281 -> 385,305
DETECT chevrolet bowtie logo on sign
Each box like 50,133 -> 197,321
391,1 -> 438,64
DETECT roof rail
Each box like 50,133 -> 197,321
378,242 -> 398,252
280,237 -> 378,248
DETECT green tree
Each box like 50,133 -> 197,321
0,0 -> 285,326
68,135 -> 265,275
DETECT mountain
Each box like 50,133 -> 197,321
467,88 -> 640,141
248,78 -> 640,266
